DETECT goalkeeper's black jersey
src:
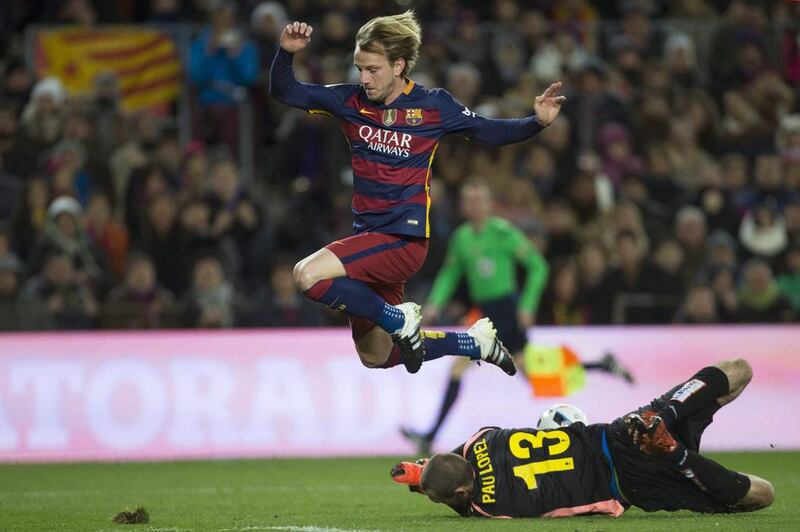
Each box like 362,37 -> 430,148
455,425 -> 624,518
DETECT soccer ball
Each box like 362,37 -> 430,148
537,403 -> 589,429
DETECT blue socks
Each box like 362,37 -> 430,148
304,277 -> 405,334
305,278 -> 483,359
377,304 -> 406,333
422,331 -> 480,361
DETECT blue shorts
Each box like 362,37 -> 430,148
478,295 -> 528,354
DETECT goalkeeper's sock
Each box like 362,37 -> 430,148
664,447 -> 751,506
656,366 -> 728,429
421,331 -> 480,361
304,277 -> 404,333
426,378 -> 462,441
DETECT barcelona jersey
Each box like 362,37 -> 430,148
270,49 -> 545,238
455,425 -> 625,518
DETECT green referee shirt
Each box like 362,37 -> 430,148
427,217 -> 549,314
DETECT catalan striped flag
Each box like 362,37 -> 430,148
36,27 -> 181,112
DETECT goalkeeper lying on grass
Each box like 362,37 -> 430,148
391,358 -> 774,517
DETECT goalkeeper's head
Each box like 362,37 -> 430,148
420,453 -> 475,507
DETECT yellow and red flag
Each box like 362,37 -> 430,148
36,27 -> 181,112
524,343 -> 587,397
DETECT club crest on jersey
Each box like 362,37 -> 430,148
405,108 -> 423,126
382,109 -> 397,127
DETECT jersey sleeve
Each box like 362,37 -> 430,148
433,88 -> 546,146
506,227 -> 549,314
269,48 -> 353,116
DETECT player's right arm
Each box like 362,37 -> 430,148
269,21 -> 350,114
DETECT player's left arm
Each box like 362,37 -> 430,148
509,227 -> 549,326
437,84 -> 565,145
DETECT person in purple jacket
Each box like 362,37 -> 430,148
269,10 -> 565,376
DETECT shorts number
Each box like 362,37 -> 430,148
508,430 -> 575,490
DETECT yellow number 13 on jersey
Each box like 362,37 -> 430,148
508,430 -> 574,490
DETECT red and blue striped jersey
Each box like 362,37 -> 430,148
270,49 -> 545,238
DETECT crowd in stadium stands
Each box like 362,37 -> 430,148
1,0 -> 799,330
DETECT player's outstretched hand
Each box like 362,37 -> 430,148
533,81 -> 567,127
390,459 -> 428,494
280,21 -> 313,53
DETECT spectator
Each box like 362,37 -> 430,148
576,240 -> 612,324
0,101 -> 37,178
675,285 -> 719,324
23,251 -> 98,329
250,2 -> 288,63
530,31 -> 589,85
596,122 -> 644,187
182,254 -> 240,328
20,76 -> 66,150
207,157 -> 260,257
189,0 -> 259,157
2,5 -> 800,330
538,259 -> 587,325
109,111 -> 161,215
101,253 -> 176,329
146,0 -> 199,23
2,57 -> 33,111
673,205 -> 708,280
542,200 -> 579,263
445,62 -> 482,110
709,265 -> 739,323
705,230 -> 739,272
248,256 -> 326,327
784,201 -> 800,246
46,139 -> 92,207
619,175 -> 670,243
663,33 -> 699,90
604,230 -> 664,322
652,238 -> 687,310
140,193 -> 187,296
737,258 -> 794,323
125,164 -> 172,244
777,247 -> 800,315
698,185 -> 739,238
177,140 -> 209,202
664,116 -> 713,191
10,177 -> 50,262
719,89 -> 772,156
179,196 -> 219,265
153,127 -> 182,183
28,196 -> 106,285
739,202 -> 789,260
742,154 -> 799,210
561,58 -> 630,150
85,192 -> 129,282
0,253 -> 52,330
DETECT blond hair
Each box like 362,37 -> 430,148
356,10 -> 421,77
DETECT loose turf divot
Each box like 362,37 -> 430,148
112,506 -> 150,524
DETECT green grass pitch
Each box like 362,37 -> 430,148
0,452 -> 797,531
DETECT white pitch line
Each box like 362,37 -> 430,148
94,529 -> 187,532
219,526 -> 384,532
0,484 -> 390,498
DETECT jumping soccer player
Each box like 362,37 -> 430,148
401,178 -> 634,454
391,358 -> 774,517
269,11 -> 565,374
